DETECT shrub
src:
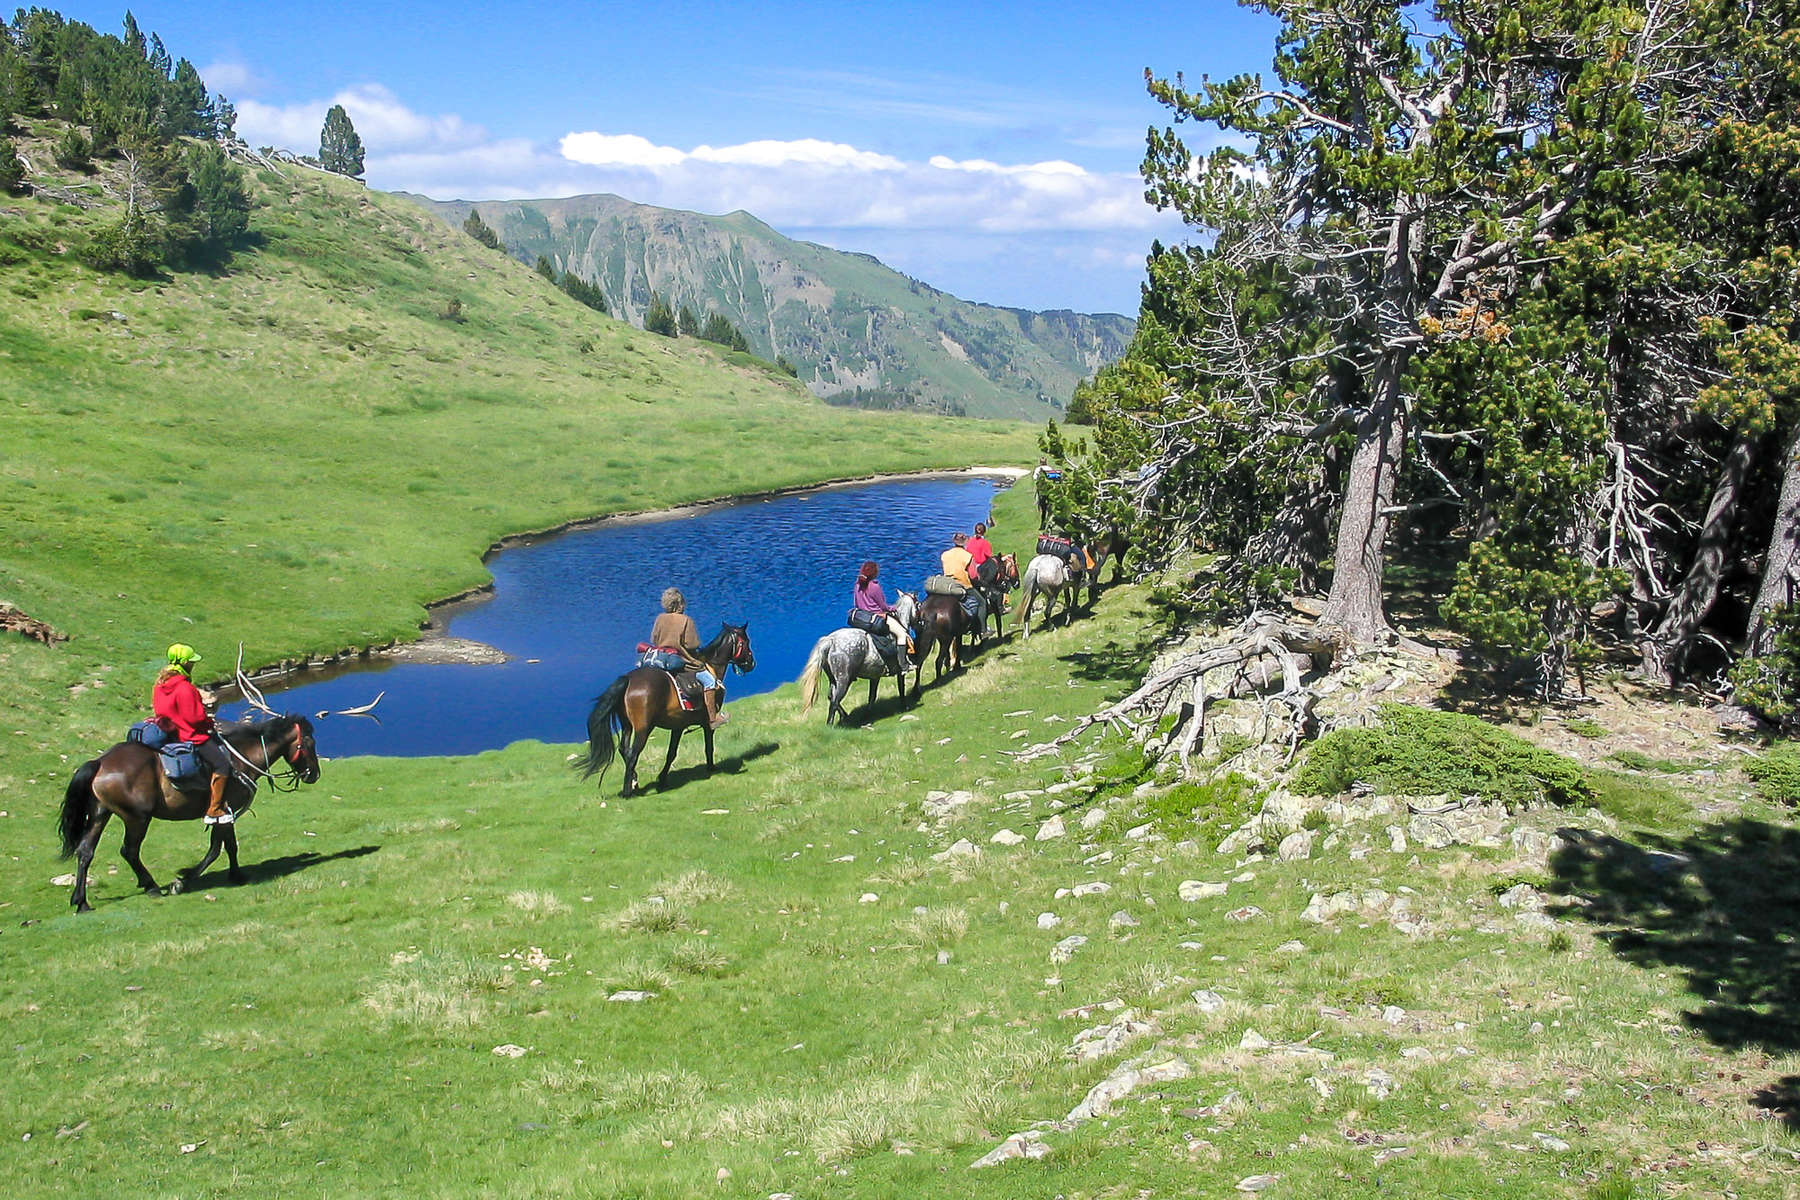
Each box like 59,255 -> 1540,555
0,134 -> 26,193
52,126 -> 91,170
83,213 -> 162,277
1292,704 -> 1593,809
1563,717 -> 1606,738
438,296 -> 465,323
1745,741 -> 1800,806
1143,771 -> 1262,842
1731,605 -> 1800,727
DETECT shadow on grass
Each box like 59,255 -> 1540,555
657,739 -> 780,790
1550,819 -> 1800,1052
187,843 -> 381,890
1752,1077 -> 1800,1132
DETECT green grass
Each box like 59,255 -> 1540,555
1,135 -> 1794,1199
1745,741 -> 1800,805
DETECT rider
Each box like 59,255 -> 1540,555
647,587 -> 728,729
853,561 -> 913,675
152,643 -> 236,824
940,532 -> 987,637
965,522 -> 1002,633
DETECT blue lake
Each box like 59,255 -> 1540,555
224,475 -> 1009,757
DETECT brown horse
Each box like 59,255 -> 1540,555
58,715 -> 322,912
579,623 -> 754,797
917,553 -> 1019,677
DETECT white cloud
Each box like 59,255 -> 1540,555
197,58 -> 265,98
236,84 -> 487,156
558,132 -> 687,169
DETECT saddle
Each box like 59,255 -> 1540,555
662,670 -> 700,711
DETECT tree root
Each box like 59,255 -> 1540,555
1013,612 -> 1346,766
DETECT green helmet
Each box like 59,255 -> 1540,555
167,643 -> 201,668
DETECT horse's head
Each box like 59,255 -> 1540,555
894,590 -> 919,627
723,622 -> 755,674
999,553 -> 1020,585
285,715 -> 322,783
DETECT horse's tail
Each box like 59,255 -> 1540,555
798,637 -> 828,713
1013,566 -> 1038,620
577,676 -> 629,781
60,758 -> 100,858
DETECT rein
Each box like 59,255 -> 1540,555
219,723 -> 309,795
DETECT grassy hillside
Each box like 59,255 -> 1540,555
412,193 -> 1135,421
2,482 -> 1794,1198
0,117 -> 1034,761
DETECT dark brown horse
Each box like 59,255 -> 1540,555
58,715 -> 322,912
579,623 -> 754,796
917,553 -> 1019,677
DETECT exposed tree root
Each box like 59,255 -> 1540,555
1,602 -> 68,645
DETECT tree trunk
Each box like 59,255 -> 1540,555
1747,419 -> 1800,655
1320,349 -> 1410,645
1641,432 -> 1758,682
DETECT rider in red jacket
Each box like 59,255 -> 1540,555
152,644 -> 235,823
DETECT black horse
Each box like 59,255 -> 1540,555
578,624 -> 754,796
59,715 -> 322,912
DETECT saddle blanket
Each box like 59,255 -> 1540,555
663,670 -> 697,711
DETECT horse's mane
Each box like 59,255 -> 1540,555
220,713 -> 306,741
698,624 -> 742,660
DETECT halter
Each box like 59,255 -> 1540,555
218,720 -> 314,795
724,626 -> 755,673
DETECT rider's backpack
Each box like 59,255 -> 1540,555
924,574 -> 967,597
846,608 -> 886,634
1038,535 -> 1074,559
160,741 -> 204,783
637,645 -> 686,672
127,719 -> 169,750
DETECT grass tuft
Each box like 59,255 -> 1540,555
615,898 -> 692,934
505,889 -> 570,918
895,906 -> 969,947
363,952 -> 506,1030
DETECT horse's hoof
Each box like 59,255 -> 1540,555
75,902 -> 93,914
167,878 -> 184,895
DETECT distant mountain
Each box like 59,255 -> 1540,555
402,193 -> 1134,420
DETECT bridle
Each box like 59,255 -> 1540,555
724,626 -> 755,674
219,719 -> 317,795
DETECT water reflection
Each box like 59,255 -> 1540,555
225,476 -> 1008,757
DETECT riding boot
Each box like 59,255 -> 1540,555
703,687 -> 729,730
204,770 -> 234,825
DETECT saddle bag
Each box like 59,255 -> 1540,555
924,574 -> 967,597
159,741 -> 204,783
127,718 -> 170,750
846,608 -> 886,634
1037,535 -> 1074,559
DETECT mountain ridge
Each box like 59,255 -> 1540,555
400,191 -> 1134,420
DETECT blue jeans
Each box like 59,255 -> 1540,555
696,669 -> 718,689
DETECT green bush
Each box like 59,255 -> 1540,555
1142,772 -> 1261,843
1745,741 -> 1800,806
1292,704 -> 1593,809
52,126 -> 91,170
0,134 -> 24,194
82,213 -> 162,277
1563,717 -> 1606,738
1731,605 -> 1800,727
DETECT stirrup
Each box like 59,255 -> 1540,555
204,811 -> 235,826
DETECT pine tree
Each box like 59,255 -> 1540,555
182,141 -> 249,263
643,293 -> 677,337
462,209 -> 502,251
676,303 -> 699,336
534,255 -> 556,282
319,103 -> 363,178
0,133 -> 24,194
556,272 -> 608,314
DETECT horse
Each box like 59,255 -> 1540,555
982,552 -> 1020,639
916,591 -> 979,678
798,592 -> 921,724
1014,553 -> 1078,639
579,623 -> 754,797
58,714 -> 322,912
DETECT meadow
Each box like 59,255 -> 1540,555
3,138 -> 1797,1199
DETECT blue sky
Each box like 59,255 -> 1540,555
59,2 -> 1279,313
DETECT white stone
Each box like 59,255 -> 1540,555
1179,880 -> 1228,902
1192,989 -> 1226,1013
1382,1005 -> 1408,1024
1037,815 -> 1067,841
1532,1132 -> 1572,1153
1066,1057 -> 1191,1121
1108,910 -> 1140,929
1275,940 -> 1305,953
1364,1068 -> 1397,1099
1071,881 -> 1112,898
859,893 -> 879,904
931,839 -> 979,862
1050,935 -> 1088,964
1401,1046 -> 1432,1060
491,1043 -> 529,1058
607,990 -> 654,1003
1236,1176 -> 1282,1193
969,1132 -> 1050,1169
1238,1028 -> 1270,1050
1277,829 -> 1317,861
1124,823 -> 1156,841
1081,807 -> 1108,830
990,828 -> 1026,846
1388,826 -> 1408,853
1037,912 -> 1062,930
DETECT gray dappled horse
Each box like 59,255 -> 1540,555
798,591 -> 919,724
1014,553 -> 1078,639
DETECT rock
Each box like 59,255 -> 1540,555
50,873 -> 93,888
1072,881 -> 1112,898
970,1131 -> 1051,1169
923,790 -> 977,821
1388,826 -> 1408,853
1238,1029 -> 1270,1050
1109,910 -> 1140,929
1278,829 -> 1317,861
1532,1132 -> 1572,1153
1037,912 -> 1061,930
1300,891 -> 1354,923
1509,827 -> 1564,865
991,828 -> 1026,846
1050,935 -> 1088,965
1364,1068 -> 1397,1099
1401,1046 -> 1433,1060
1516,911 -> 1560,930
491,1043 -> 529,1058
1066,1056 -> 1192,1121
1382,1005 -> 1408,1024
1179,880 -> 1229,902
1191,989 -> 1226,1013
1529,1021 -> 1546,1034
1124,822 -> 1156,841
1236,1175 -> 1282,1193
1036,815 -> 1067,841
1225,905 -> 1265,922
1069,1011 -> 1156,1062
1497,883 -> 1545,911
607,990 -> 654,1003
1275,940 -> 1305,953
931,839 -> 979,862
1081,807 -> 1108,830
